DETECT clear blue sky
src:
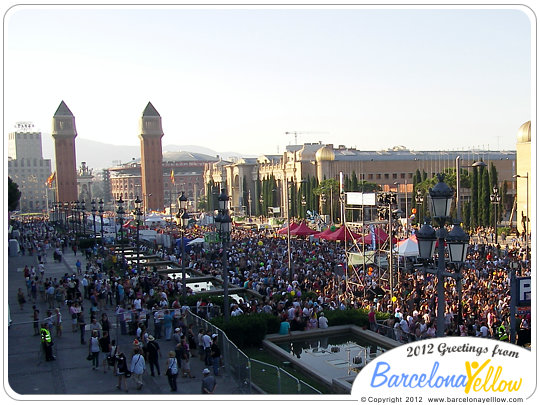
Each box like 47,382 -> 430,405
4,6 -> 532,156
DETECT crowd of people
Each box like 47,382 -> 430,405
10,214 -> 532,393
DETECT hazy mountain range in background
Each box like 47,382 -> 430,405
40,134 -> 256,170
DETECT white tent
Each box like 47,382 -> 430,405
145,214 -> 166,226
187,237 -> 205,246
396,236 -> 419,257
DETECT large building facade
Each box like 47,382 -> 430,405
7,122 -> 52,213
109,151 -> 218,212
205,142 -> 517,217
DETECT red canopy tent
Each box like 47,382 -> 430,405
319,226 -> 362,241
314,226 -> 336,239
277,222 -> 299,235
359,228 -> 397,245
290,222 -> 318,236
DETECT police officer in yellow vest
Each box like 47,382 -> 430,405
497,321 -> 508,342
40,323 -> 55,361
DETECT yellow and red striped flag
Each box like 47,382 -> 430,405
170,169 -> 175,184
46,171 -> 56,188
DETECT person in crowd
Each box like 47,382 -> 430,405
165,351 -> 179,392
130,347 -> 146,390
201,368 -> 216,394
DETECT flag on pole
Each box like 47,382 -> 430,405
46,171 -> 56,188
170,169 -> 175,184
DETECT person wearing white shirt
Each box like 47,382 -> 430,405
318,313 -> 328,329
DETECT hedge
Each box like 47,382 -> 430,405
211,312 -> 280,348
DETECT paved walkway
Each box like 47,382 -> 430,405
7,247 -> 241,396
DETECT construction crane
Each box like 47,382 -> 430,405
285,131 -> 329,145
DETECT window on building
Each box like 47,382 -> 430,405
401,173 -> 406,179
376,174 -> 381,179
384,174 -> 389,179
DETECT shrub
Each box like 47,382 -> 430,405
211,312 -> 280,348
77,238 -> 96,250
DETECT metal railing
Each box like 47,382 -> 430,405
374,321 -> 418,343
183,310 -> 251,394
250,358 -> 321,394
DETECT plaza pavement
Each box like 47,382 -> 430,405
7,247 -> 241,397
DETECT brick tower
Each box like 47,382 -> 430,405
52,101 -> 78,203
139,102 -> 164,211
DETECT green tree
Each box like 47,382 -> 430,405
481,168 -> 491,226
463,201 -> 471,230
500,180 -> 508,222
313,178 -> 339,222
8,177 -> 21,212
471,166 -> 478,228
351,171 -> 359,191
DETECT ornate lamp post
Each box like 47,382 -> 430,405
513,173 -> 529,262
490,185 -> 501,244
116,197 -> 125,270
81,200 -> 87,235
71,201 -> 77,233
416,174 -> 469,337
301,195 -> 307,218
91,200 -> 97,240
63,202 -> 69,228
415,189 -> 424,225
76,200 -> 82,233
215,189 -> 232,321
98,199 -> 105,244
176,192 -> 190,302
133,196 -> 143,272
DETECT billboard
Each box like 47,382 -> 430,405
346,192 -> 376,206
517,276 -> 531,306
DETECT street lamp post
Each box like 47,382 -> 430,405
134,196 -> 143,273
116,197 -> 125,270
416,174 -> 469,337
215,189 -> 232,321
71,201 -> 77,233
513,173 -> 529,262
98,199 -> 105,245
415,189 -> 424,225
81,200 -> 87,235
176,192 -> 190,303
91,200 -> 97,240
490,186 -> 501,244
248,190 -> 252,217
508,260 -> 519,344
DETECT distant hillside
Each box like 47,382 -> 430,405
41,135 -> 256,170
